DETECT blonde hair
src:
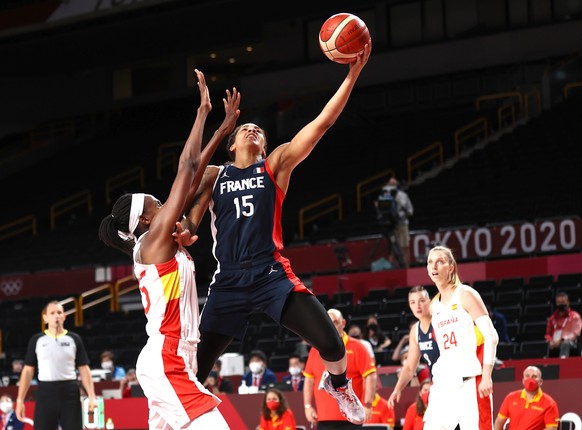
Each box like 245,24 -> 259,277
429,245 -> 461,287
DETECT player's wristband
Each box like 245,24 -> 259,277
365,402 -> 373,408
305,404 -> 312,408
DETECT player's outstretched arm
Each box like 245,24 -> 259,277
269,41 -> 371,192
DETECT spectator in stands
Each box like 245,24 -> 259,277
98,70 -> 239,429
303,308 -> 377,429
8,359 -> 25,386
347,323 -> 375,360
293,338 -> 311,362
402,379 -> 432,430
545,291 -> 582,358
203,370 -> 223,396
391,320 -> 416,363
210,359 -> 234,394
242,350 -> 277,389
484,307 -> 509,370
281,354 -> 305,392
258,387 -> 296,430
175,44 -> 371,425
374,177 -> 414,268
367,385 -> 395,428
423,245 -> 498,430
487,304 -> 511,343
394,346 -> 430,388
120,368 -> 140,398
364,314 -> 392,352
99,350 -> 126,381
494,365 -> 559,430
0,392 -> 28,429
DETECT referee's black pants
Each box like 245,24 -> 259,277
34,380 -> 83,430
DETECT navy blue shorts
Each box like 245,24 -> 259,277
200,257 -> 302,339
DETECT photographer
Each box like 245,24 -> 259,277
375,177 -> 414,268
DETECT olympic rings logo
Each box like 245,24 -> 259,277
0,279 -> 23,296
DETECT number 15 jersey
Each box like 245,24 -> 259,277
210,160 -> 284,265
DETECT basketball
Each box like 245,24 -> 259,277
319,13 -> 370,64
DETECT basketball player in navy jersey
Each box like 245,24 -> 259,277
177,41 -> 372,424
387,285 -> 440,409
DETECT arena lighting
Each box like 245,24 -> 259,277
204,44 -> 259,68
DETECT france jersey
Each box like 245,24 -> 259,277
210,159 -> 284,266
417,322 -> 440,378
201,158 -> 309,339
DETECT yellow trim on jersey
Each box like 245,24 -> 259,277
161,270 -> 181,302
43,329 -> 69,339
363,368 -> 377,378
520,388 -> 543,404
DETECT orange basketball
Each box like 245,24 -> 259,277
319,13 -> 370,64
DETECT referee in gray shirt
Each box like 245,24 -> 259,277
15,300 -> 97,430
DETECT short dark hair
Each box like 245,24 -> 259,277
249,349 -> 267,363
100,350 -> 115,361
556,291 -> 569,300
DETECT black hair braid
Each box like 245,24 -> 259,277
98,193 -> 134,257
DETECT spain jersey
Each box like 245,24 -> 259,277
497,389 -> 560,429
368,393 -> 396,426
210,159 -> 284,265
431,284 -> 483,380
425,283 -> 493,430
133,233 -> 200,342
303,333 -> 376,422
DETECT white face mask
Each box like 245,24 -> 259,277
249,362 -> 263,374
101,360 -> 114,371
289,366 -> 302,376
0,400 -> 13,414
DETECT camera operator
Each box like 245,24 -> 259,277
375,177 -> 414,268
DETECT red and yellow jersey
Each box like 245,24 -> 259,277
368,393 -> 395,426
258,409 -> 296,430
304,333 -> 376,422
133,234 -> 200,342
403,402 -> 424,430
497,389 -> 560,430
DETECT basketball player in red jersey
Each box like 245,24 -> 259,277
99,70 -> 240,429
177,41 -> 372,424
